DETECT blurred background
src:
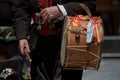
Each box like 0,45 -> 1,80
82,0 -> 120,80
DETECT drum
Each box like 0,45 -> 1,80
60,15 -> 104,70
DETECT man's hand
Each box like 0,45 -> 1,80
19,39 -> 31,62
40,6 -> 62,24
19,39 -> 30,55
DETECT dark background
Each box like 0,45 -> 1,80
97,0 -> 120,36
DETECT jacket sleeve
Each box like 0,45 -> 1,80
62,0 -> 96,16
12,0 -> 40,40
12,0 -> 30,40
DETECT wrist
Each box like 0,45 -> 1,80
57,4 -> 67,20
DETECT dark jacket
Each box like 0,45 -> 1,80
0,0 -> 12,26
12,0 -> 96,49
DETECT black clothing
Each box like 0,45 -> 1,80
0,0 -> 13,26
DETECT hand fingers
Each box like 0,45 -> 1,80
24,48 -> 32,62
23,41 -> 31,62
25,42 -> 30,53
42,15 -> 48,24
40,6 -> 61,23
40,9 -> 48,24
19,39 -> 30,55
24,41 -> 31,62
19,44 -> 25,55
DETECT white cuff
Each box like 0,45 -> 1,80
57,4 -> 67,20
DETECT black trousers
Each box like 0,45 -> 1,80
31,34 -> 83,80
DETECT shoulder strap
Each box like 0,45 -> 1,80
80,3 -> 92,17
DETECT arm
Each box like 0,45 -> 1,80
12,0 -> 40,40
12,0 -> 31,40
62,0 -> 96,16
12,0 -> 40,56
40,0 -> 96,23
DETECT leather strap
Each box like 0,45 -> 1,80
80,3 -> 92,17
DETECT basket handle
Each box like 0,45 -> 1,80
80,3 -> 92,17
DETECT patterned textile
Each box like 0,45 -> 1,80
33,0 -> 56,36
0,26 -> 16,41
